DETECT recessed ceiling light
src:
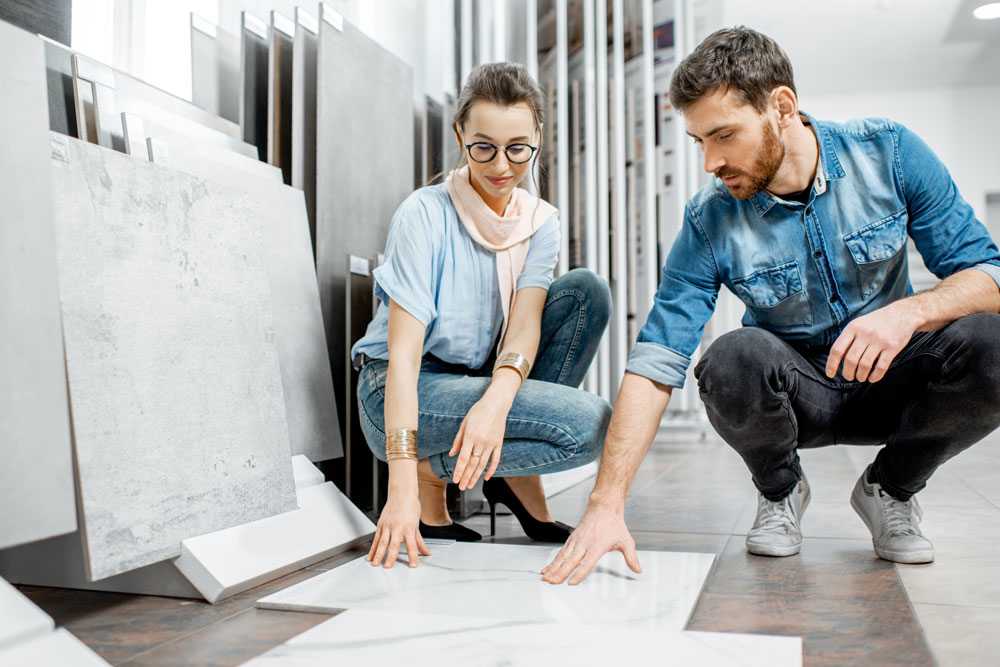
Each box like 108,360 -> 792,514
974,2 -> 1000,19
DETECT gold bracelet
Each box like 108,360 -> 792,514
494,352 -> 531,385
385,428 -> 419,461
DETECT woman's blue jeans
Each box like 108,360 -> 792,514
357,268 -> 613,481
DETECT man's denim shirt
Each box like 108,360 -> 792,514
626,113 -> 1000,388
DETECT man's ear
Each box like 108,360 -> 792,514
771,86 -> 798,127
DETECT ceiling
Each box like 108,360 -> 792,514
716,0 -> 1000,97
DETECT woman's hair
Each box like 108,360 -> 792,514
431,62 -> 545,191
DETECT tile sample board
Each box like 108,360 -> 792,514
291,8 -> 319,248
190,14 -> 240,124
143,132 -> 343,461
50,134 -> 297,580
0,21 -> 77,551
315,9 -> 413,460
258,542 -> 715,630
0,0 -> 71,46
246,609 -> 802,666
267,11 -> 294,184
43,36 -> 78,137
240,11 -> 269,150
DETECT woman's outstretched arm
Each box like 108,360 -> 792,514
366,299 -> 432,568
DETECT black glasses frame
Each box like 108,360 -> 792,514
464,141 -> 539,164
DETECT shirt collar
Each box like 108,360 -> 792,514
749,110 -> 846,217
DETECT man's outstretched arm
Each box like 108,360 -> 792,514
541,371 -> 672,585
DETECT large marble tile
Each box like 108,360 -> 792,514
244,609 -> 802,666
912,603 -> 1000,667
190,14 -> 240,124
0,578 -> 53,650
895,540 -> 1000,608
50,134 -> 297,580
0,21 -> 77,551
257,542 -> 714,630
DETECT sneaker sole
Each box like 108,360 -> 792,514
850,489 -> 935,564
745,540 -> 802,557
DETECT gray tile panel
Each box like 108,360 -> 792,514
0,21 -> 77,551
50,134 -> 297,580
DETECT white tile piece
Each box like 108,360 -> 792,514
0,20 -> 77,551
51,134 -> 297,580
0,628 -> 108,666
244,609 -> 802,666
0,578 -> 54,651
174,482 -> 373,603
292,456 -> 324,489
257,543 -> 714,630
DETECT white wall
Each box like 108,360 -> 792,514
804,84 -> 1000,225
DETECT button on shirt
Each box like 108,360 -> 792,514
351,183 -> 561,370
626,113 -> 1000,388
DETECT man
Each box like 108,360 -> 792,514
542,26 -> 1000,584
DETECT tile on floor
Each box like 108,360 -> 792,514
732,499 -> 872,540
703,537 -> 906,602
911,603 -> 1000,667
687,591 -> 933,667
256,543 -> 715,630
244,608 -> 803,667
895,540 -> 1000,608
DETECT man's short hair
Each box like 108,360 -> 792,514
669,26 -> 796,114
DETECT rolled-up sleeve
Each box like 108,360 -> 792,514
897,123 -> 1000,291
625,205 -> 721,388
516,214 -> 560,291
372,195 -> 438,327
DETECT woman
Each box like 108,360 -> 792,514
352,62 -> 612,569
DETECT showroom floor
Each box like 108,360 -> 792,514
20,426 -> 1000,666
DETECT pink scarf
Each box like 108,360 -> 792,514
445,165 -> 558,346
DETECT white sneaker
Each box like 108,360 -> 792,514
850,467 -> 934,564
746,475 -> 811,557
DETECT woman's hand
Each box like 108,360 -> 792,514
366,491 -> 431,568
449,392 -> 511,490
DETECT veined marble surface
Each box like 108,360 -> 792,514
257,542 -> 715,630
244,609 -> 802,666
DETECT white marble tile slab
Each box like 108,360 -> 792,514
0,20 -> 78,551
257,542 -> 714,630
0,578 -> 54,651
244,609 -> 802,666
51,134 -> 297,581
0,628 -> 108,666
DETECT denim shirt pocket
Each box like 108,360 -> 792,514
732,261 -> 813,328
843,209 -> 908,300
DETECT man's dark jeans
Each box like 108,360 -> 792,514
694,313 -> 1000,502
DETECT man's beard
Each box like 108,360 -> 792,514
716,120 -> 784,200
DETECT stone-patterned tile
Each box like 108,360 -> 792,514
688,591 -> 933,666
911,603 -> 1000,667
121,608 -> 333,666
896,540 -> 1000,608
919,503 -> 1000,545
703,537 -> 905,602
622,494 -> 751,535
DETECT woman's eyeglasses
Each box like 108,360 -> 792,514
465,142 -> 538,164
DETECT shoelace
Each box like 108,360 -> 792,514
757,496 -> 797,533
879,490 -> 921,536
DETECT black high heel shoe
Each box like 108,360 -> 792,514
482,477 -> 573,543
419,520 -> 482,542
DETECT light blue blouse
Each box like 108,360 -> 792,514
351,183 -> 561,370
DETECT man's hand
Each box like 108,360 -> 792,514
540,506 -> 641,585
826,301 -> 919,382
